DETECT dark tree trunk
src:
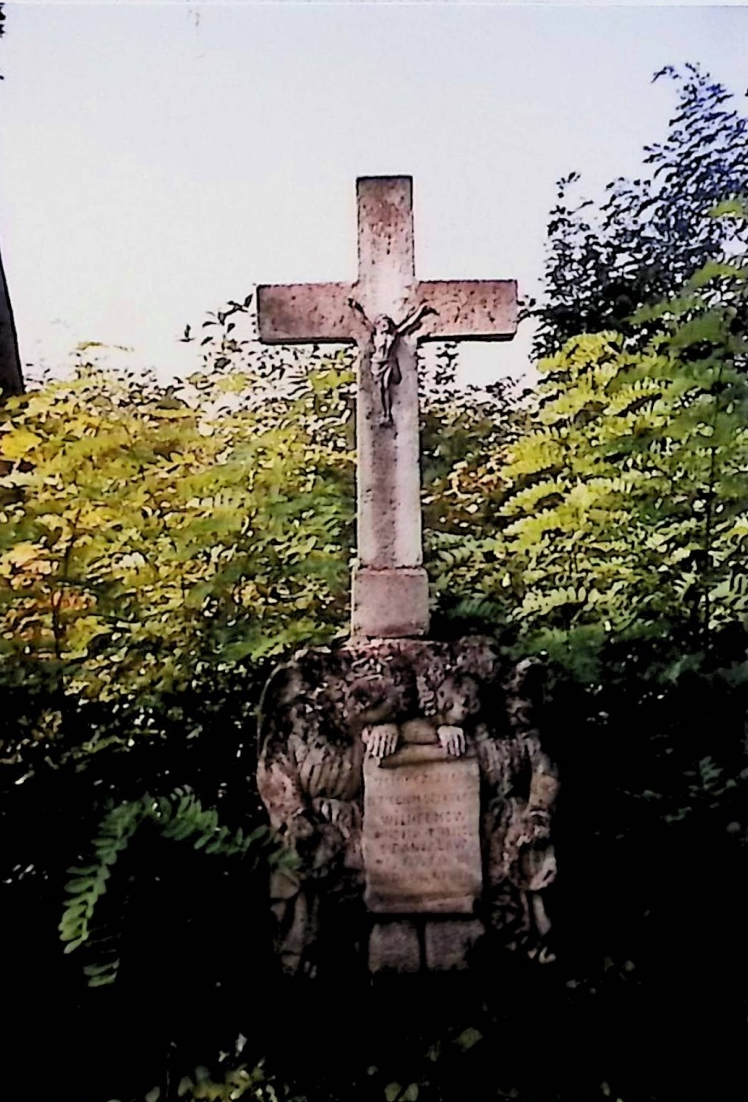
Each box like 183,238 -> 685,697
0,246 -> 23,396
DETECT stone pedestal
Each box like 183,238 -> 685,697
257,637 -> 558,977
367,917 -> 486,974
424,919 -> 485,971
351,566 -> 429,639
369,921 -> 422,974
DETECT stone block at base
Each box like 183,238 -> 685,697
352,567 -> 429,638
424,919 -> 485,971
369,921 -> 421,973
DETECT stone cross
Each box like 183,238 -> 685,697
257,176 -> 517,639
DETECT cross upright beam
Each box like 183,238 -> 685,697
257,176 -> 517,640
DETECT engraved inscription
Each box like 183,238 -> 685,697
363,749 -> 482,914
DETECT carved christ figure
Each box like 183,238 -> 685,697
348,299 -> 436,424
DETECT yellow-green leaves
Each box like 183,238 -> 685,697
0,426 -> 43,459
0,359 -> 354,718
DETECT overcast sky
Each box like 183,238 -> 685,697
1,1 -> 747,387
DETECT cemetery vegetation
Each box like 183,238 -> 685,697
0,65 -> 747,1102
531,63 -> 748,357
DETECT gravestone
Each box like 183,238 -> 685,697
256,177 -> 558,976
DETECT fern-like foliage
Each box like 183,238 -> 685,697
428,242 -> 748,677
59,787 -> 289,986
502,253 -> 748,668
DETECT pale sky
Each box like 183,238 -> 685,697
1,1 -> 747,388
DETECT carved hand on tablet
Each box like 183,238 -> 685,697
361,723 -> 399,761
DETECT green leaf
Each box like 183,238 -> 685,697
88,971 -> 117,988
455,1027 -> 483,1051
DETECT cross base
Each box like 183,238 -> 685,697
351,567 -> 429,639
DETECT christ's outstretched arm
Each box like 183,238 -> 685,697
347,298 -> 375,335
395,303 -> 436,336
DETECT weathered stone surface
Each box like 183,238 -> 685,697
369,921 -> 421,974
257,176 -> 518,640
362,746 -> 481,914
257,281 -> 362,344
351,566 -> 429,638
256,178 -> 518,348
424,919 -> 485,971
253,178 -> 553,974
257,637 -> 559,975
415,280 -> 517,340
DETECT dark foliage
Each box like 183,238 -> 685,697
3,629 -> 746,1102
532,64 -> 748,358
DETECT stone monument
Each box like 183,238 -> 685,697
256,177 -> 558,975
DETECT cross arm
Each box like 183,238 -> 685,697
257,281 -> 363,344
414,280 -> 518,341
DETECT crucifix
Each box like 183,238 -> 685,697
257,176 -> 517,639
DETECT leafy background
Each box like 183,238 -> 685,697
0,64 -> 747,1102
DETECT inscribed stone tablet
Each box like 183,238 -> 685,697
362,746 -> 482,914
